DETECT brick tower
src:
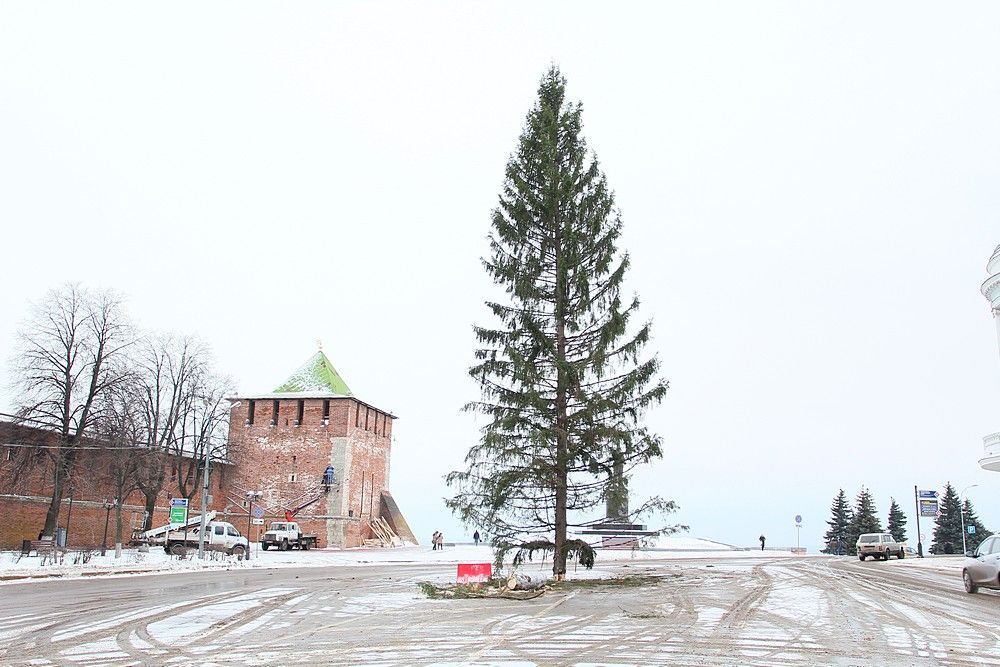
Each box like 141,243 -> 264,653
224,349 -> 415,548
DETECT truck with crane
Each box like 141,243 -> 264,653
260,521 -> 319,550
259,492 -> 323,550
135,511 -> 250,557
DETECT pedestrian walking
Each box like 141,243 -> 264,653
438,532 -> 445,550
473,530 -> 480,546
431,531 -> 440,550
759,534 -> 766,551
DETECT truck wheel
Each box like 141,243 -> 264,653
859,555 -> 865,561
302,541 -> 310,551
280,539 -> 289,551
261,543 -> 269,550
168,542 -> 186,556
231,545 -> 246,559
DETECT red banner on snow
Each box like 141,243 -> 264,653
457,562 -> 492,583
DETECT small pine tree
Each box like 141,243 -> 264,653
846,487 -> 882,554
931,482 -> 963,554
822,489 -> 853,554
886,498 -> 907,543
962,497 -> 992,553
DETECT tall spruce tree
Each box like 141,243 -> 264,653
886,498 -> 907,543
962,497 -> 992,553
447,67 -> 671,578
822,489 -> 853,554
931,482 -> 963,554
845,487 -> 882,554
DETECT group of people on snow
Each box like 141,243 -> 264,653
430,530 -> 482,549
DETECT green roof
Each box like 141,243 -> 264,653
274,351 -> 353,396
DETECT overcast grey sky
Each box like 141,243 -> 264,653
2,2 -> 999,551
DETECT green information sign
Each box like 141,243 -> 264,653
169,498 -> 189,525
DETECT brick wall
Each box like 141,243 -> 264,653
0,423 -> 229,550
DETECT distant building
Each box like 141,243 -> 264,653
226,350 -> 414,548
978,245 -> 1000,472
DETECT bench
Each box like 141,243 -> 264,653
20,539 -> 66,557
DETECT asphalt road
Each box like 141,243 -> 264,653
1,556 -> 998,666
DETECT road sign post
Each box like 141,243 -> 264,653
914,488 -> 940,558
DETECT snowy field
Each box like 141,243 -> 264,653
0,536 -> 799,583
0,554 -> 994,666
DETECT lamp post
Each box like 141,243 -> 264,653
198,442 -> 217,560
245,490 -> 261,560
961,484 -> 979,555
101,499 -> 113,556
64,486 -> 75,547
200,403 -> 239,559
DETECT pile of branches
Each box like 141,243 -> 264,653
419,574 -> 548,601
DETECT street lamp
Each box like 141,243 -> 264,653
245,490 -> 262,560
961,484 -> 980,555
197,441 -> 221,560
101,499 -> 113,557
199,403 -> 239,559
64,486 -> 75,547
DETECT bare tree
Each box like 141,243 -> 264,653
13,285 -> 132,538
133,335 -> 206,530
171,369 -> 232,501
99,380 -> 145,554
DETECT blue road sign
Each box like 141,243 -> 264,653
254,506 -> 264,519
794,514 -> 802,524
918,490 -> 939,499
919,499 -> 939,517
969,525 -> 976,534
170,498 -> 189,507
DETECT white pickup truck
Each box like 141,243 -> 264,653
260,521 -> 319,551
163,521 -> 249,557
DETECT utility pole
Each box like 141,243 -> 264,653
244,490 -> 261,560
913,486 -> 923,558
64,487 -> 75,548
961,484 -> 979,555
198,444 -> 212,560
101,499 -> 112,556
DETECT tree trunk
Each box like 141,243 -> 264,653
507,573 -> 544,590
41,456 -> 67,538
553,258 -> 568,579
114,503 -> 124,556
141,490 -> 158,532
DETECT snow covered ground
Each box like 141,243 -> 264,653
1,554 -> 993,666
0,536 -> 799,583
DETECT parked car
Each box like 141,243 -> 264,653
962,535 -> 1000,593
856,533 -> 904,561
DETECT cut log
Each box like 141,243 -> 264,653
506,573 -> 545,591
